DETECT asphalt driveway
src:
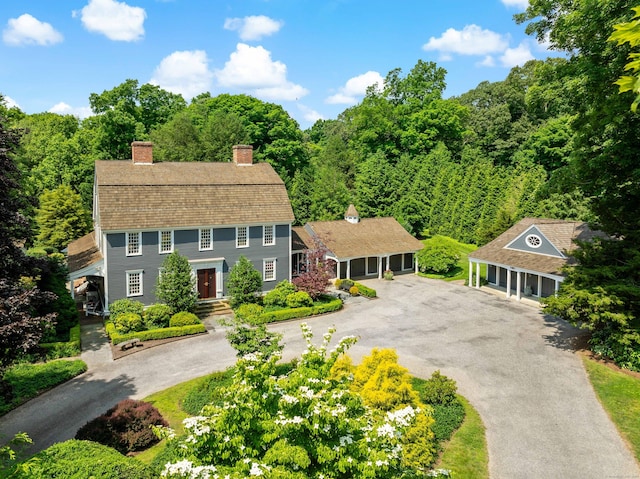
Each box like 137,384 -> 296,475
1,275 -> 638,478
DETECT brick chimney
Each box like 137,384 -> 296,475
232,144 -> 253,166
131,141 -> 153,164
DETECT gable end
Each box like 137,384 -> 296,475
504,225 -> 566,258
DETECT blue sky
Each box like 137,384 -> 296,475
0,0 -> 554,129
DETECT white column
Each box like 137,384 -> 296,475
537,275 -> 542,298
468,261 -> 473,287
415,255 -> 418,273
336,261 -> 341,280
554,279 -> 560,295
475,262 -> 481,288
346,260 -> 351,279
516,271 -> 522,300
506,270 -> 511,298
378,257 -> 383,279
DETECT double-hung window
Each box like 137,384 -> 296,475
263,259 -> 276,281
263,225 -> 275,246
199,228 -> 213,251
159,230 -> 173,254
126,232 -> 141,256
236,226 -> 248,248
126,270 -> 143,297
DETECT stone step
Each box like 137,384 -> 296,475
195,300 -> 232,318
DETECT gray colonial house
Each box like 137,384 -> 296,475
292,205 -> 424,280
67,143 -> 294,313
467,217 -> 603,300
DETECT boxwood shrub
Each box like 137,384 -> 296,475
169,311 -> 201,327
143,303 -> 172,329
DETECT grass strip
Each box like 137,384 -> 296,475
437,395 -> 489,478
582,356 -> 640,463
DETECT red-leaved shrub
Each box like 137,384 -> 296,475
75,399 -> 168,454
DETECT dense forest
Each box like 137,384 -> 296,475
2,57 -> 590,245
1,0 -> 640,369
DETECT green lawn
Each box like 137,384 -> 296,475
418,235 -> 486,283
1,359 -> 87,415
582,356 -> 640,463
438,395 -> 489,478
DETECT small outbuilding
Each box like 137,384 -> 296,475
467,217 -> 603,300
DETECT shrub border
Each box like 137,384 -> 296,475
105,321 -> 206,345
258,297 -> 343,323
352,281 -> 377,298
40,324 -> 82,359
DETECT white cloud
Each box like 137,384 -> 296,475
74,0 -> 146,41
298,104 -> 323,124
150,50 -> 213,99
499,42 -> 534,67
48,102 -> 93,118
501,0 -> 529,9
224,15 -> 283,41
215,43 -> 308,101
2,96 -> 20,109
423,24 -> 509,56
3,14 -> 63,46
478,55 -> 496,67
325,71 -> 384,105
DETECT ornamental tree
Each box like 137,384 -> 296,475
157,324 -> 433,478
292,239 -> 334,300
156,251 -> 198,314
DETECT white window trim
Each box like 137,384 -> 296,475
126,270 -> 143,297
263,225 -> 275,246
236,226 -> 249,248
126,232 -> 142,256
199,228 -> 214,251
263,258 -> 276,282
158,230 -> 174,254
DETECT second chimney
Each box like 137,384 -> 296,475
233,144 -> 253,166
132,141 -> 153,164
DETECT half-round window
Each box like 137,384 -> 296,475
526,234 -> 542,248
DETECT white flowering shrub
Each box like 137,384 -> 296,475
158,324 -> 441,478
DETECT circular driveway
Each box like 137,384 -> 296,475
1,275 -> 639,478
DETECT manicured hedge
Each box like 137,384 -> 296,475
11,439 -> 155,479
258,297 -> 343,323
40,324 -> 81,359
353,282 -> 377,298
105,321 -> 206,345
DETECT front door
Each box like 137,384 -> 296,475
197,268 -> 216,299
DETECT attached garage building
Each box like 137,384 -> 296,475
292,205 -> 424,280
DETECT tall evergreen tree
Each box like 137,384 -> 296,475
155,251 -> 198,314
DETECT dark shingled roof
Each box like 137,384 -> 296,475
67,231 -> 102,273
95,161 -> 295,230
305,217 -> 424,259
292,226 -> 313,251
468,217 -> 605,276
